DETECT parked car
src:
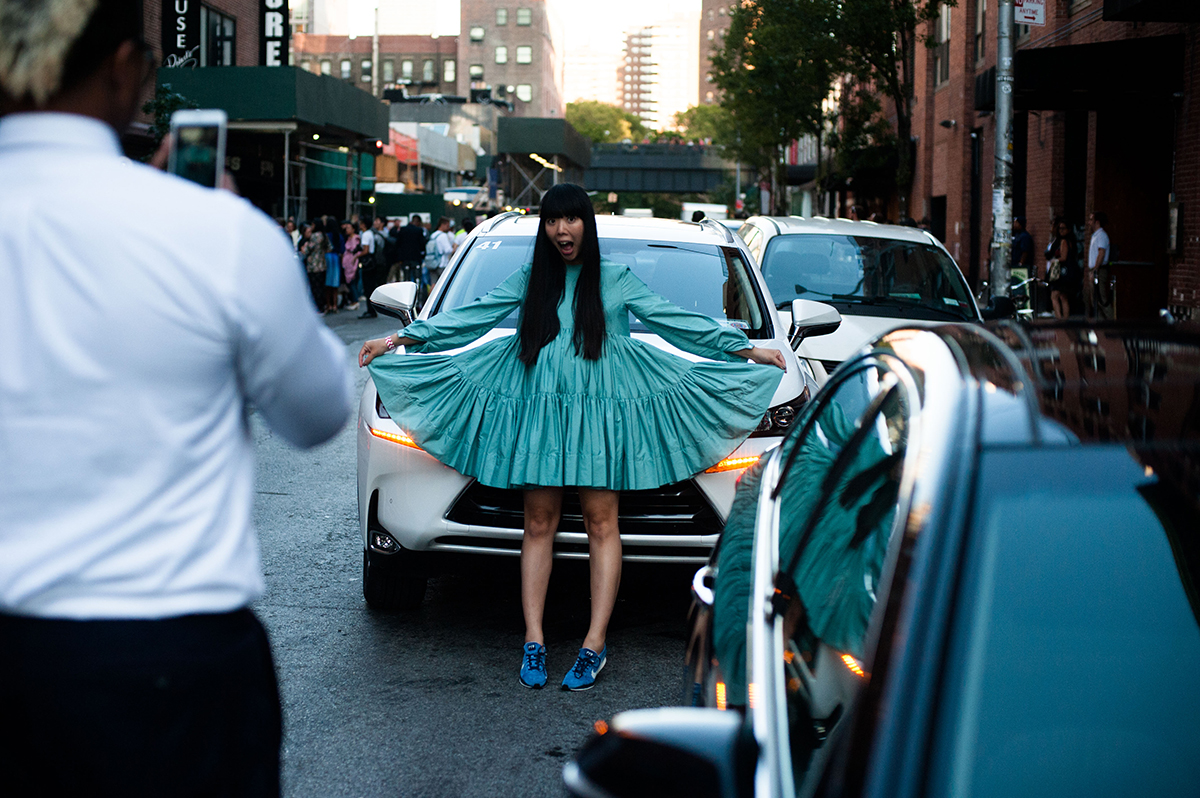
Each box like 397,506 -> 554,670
565,319 -> 1200,798
738,216 -> 982,383
358,212 -> 839,609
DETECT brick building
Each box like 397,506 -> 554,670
457,0 -> 564,118
902,1 -> 1200,320
697,0 -> 732,106
291,33 -> 460,97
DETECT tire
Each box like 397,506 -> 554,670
362,548 -> 428,610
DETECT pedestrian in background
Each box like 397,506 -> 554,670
1085,211 -> 1111,319
396,213 -> 428,284
0,1 -> 352,793
426,215 -> 454,292
1044,216 -> 1080,320
453,214 -> 476,252
338,220 -> 360,314
357,184 -> 785,692
301,222 -> 330,311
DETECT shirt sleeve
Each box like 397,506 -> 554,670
435,231 -> 454,256
400,265 -> 528,353
229,204 -> 353,448
617,266 -> 751,362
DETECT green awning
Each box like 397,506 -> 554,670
157,66 -> 388,142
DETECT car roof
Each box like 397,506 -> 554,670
746,215 -> 940,246
478,213 -> 737,245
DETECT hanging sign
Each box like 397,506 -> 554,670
260,0 -> 290,66
1015,0 -> 1046,26
161,0 -> 201,67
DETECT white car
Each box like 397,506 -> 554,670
357,213 -> 840,609
737,217 -> 981,383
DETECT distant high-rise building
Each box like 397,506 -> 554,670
618,29 -> 655,124
618,18 -> 698,130
457,0 -> 565,118
697,0 -> 731,106
564,46 -> 622,106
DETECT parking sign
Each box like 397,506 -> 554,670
1015,0 -> 1046,26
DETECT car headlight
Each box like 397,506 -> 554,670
750,386 -> 810,438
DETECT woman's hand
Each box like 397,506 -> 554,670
359,336 -> 392,368
742,346 -> 787,371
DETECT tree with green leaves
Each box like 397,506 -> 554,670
565,100 -> 649,144
140,83 -> 197,156
671,104 -> 734,147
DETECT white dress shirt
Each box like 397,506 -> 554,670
0,113 -> 353,619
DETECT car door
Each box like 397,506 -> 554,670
748,353 -> 923,798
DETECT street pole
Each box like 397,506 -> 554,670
990,0 -> 1015,298
371,2 -> 380,98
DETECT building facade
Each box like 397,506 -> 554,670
697,0 -> 732,106
618,29 -> 656,124
457,0 -> 565,118
292,33 -> 460,97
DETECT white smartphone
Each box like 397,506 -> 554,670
168,109 -> 227,188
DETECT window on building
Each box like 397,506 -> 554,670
516,84 -> 533,102
361,59 -> 372,82
444,59 -> 455,82
933,3 -> 951,87
199,6 -> 235,67
495,46 -> 508,63
497,8 -> 508,25
469,63 -> 484,79
470,26 -> 485,42
516,46 -> 532,64
706,90 -> 714,102
707,29 -> 714,41
423,59 -> 435,82
516,7 -> 532,25
401,59 -> 413,80
300,59 -> 311,72
383,59 -> 394,82
340,59 -> 352,80
320,60 -> 331,75
974,0 -> 986,63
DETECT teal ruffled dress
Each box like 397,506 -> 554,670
368,260 -> 783,490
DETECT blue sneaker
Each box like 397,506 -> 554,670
561,646 -> 606,691
519,642 -> 547,689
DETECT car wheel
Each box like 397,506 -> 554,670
362,548 -> 428,610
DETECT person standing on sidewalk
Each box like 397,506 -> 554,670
1085,211 -> 1111,320
357,216 -> 386,318
0,0 -> 353,793
396,213 -> 427,284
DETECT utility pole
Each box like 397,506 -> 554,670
371,1 -> 380,98
989,0 -> 1015,298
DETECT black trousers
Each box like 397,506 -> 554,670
0,609 -> 282,798
361,263 -> 384,314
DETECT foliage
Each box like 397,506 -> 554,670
826,80 -> 897,191
140,83 -> 198,155
565,100 -> 650,144
671,104 -> 735,147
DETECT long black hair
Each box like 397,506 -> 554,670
517,184 -> 605,365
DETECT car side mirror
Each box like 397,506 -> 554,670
980,295 -> 1016,320
790,299 -> 842,349
370,282 -> 419,325
563,708 -> 755,798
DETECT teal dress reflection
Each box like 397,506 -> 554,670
368,260 -> 783,490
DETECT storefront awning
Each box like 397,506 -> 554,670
1014,35 -> 1184,111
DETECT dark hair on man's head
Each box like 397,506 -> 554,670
1092,211 -> 1108,228
691,210 -> 706,222
518,183 -> 604,366
461,216 -> 475,232
437,216 -> 452,228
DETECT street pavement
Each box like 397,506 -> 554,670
251,306 -> 698,797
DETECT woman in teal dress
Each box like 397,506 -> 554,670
358,184 -> 785,691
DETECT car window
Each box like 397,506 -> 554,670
928,446 -> 1200,798
435,236 -> 771,338
761,234 -> 975,321
770,362 -> 913,790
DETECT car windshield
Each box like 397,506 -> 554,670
434,236 -> 771,337
760,234 -> 976,321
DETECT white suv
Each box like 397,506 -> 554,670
738,216 -> 980,383
357,213 -> 838,609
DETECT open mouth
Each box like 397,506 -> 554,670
557,240 -> 576,259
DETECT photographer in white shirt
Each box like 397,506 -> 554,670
0,1 -> 352,793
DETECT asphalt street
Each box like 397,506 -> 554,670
251,307 -> 699,797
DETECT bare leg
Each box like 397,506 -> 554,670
522,487 -> 562,645
1051,290 -> 1067,319
578,487 -> 622,652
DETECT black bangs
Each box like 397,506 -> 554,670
538,184 -> 593,221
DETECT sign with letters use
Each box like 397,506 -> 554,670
260,0 -> 290,66
161,0 -> 201,67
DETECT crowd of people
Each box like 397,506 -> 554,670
278,213 -> 478,316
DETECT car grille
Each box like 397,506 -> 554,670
445,481 -> 721,536
819,359 -> 842,376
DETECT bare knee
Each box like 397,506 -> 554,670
579,490 -> 620,542
524,488 -> 562,539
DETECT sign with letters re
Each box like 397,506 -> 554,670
1014,0 -> 1046,26
161,0 -> 201,68
260,0 -> 290,66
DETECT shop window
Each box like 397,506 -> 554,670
495,46 -> 508,64
423,59 -> 435,82
320,60 -> 331,75
469,64 -> 485,79
444,59 -> 456,82
340,59 -> 352,80
383,59 -> 394,83
516,46 -> 532,64
497,8 -> 508,25
199,5 -> 235,67
516,7 -> 532,25
361,59 -> 372,82
470,26 -> 485,42
933,3 -> 951,87
402,60 -> 413,80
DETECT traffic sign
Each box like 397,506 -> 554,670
1015,0 -> 1045,26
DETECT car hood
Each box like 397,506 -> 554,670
391,327 -> 806,406
795,313 -> 946,363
